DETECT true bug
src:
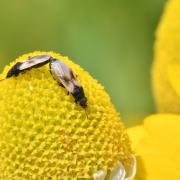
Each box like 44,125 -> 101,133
50,59 -> 87,108
3,54 -> 87,108
6,55 -> 51,78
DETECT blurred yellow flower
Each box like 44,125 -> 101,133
127,114 -> 180,179
0,51 -> 135,179
152,0 -> 180,113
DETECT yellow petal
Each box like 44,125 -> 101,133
127,126 -> 149,154
152,0 -> 180,113
127,114 -> 180,179
167,63 -> 180,97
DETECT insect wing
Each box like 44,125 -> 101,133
50,60 -> 79,93
19,55 -> 51,70
56,61 -> 81,87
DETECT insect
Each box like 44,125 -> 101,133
50,59 -> 87,108
6,55 -> 51,78
3,54 -> 87,108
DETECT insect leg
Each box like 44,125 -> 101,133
58,82 -> 65,88
0,78 -> 5,81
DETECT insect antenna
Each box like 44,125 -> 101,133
84,109 -> 89,120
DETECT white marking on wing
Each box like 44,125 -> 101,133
19,55 -> 51,70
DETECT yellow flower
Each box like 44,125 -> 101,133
0,51 -> 135,179
152,0 -> 180,113
127,114 -> 180,179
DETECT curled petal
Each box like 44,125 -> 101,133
93,155 -> 136,180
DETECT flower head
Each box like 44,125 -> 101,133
0,51 -> 134,179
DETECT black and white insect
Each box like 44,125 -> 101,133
4,54 -> 87,108
6,55 -> 51,78
50,59 -> 87,108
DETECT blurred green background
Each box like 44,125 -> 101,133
0,0 -> 165,126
